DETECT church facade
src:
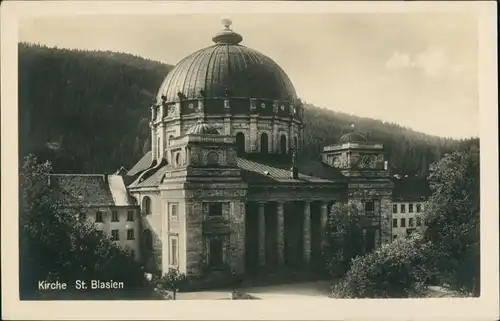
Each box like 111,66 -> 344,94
50,20 -> 430,287
124,19 -> 394,283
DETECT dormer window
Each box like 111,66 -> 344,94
224,99 -> 230,109
261,102 -> 266,109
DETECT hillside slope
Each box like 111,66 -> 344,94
18,44 -> 466,176
19,43 -> 173,173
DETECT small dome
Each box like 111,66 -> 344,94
339,132 -> 368,144
186,121 -> 220,135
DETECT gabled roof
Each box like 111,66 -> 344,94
50,174 -> 137,207
127,151 -> 152,176
237,156 -> 345,184
128,165 -> 169,188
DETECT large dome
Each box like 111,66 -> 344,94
156,19 -> 298,116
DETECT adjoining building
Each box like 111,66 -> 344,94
48,20 -> 430,287
391,177 -> 430,239
49,174 -> 141,260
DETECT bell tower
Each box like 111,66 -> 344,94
322,125 -> 393,250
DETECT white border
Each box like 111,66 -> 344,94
1,1 -> 498,320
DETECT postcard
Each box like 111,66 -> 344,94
1,1 -> 498,320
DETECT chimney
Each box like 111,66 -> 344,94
47,175 -> 51,187
384,161 -> 388,170
103,174 -> 109,184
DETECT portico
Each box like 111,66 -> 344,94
244,197 -> 337,273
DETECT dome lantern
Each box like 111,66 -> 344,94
212,18 -> 243,45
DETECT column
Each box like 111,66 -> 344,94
258,202 -> 266,267
320,202 -> 328,234
303,201 -> 311,264
276,202 -> 285,265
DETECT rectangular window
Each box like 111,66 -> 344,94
416,216 -> 422,226
409,218 -> 414,227
111,210 -> 119,222
409,204 -> 414,213
169,235 -> 179,266
127,210 -> 135,221
170,203 -> 179,221
400,218 -> 406,227
111,229 -> 119,241
127,229 -> 135,240
400,204 -> 406,213
392,218 -> 398,227
364,201 -> 374,214
95,211 -> 103,222
416,204 -> 422,212
208,203 -> 223,216
208,238 -> 223,267
392,204 -> 398,213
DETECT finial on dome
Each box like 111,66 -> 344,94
221,18 -> 232,29
212,18 -> 243,44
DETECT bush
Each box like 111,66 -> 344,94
332,233 -> 432,298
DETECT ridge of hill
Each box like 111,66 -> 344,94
19,43 -> 471,176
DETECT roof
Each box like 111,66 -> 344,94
186,121 -> 220,135
128,155 -> 346,189
129,166 -> 169,188
50,174 -> 137,207
391,177 -> 430,201
237,156 -> 345,184
155,20 -> 298,114
339,132 -> 368,144
127,151 -> 152,176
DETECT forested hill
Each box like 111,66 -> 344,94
19,43 -> 472,176
19,43 -> 173,173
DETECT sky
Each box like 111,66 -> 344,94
18,12 -> 479,138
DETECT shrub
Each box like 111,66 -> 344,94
332,233 -> 432,298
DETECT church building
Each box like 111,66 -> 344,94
52,19 -> 407,287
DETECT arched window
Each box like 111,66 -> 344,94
143,229 -> 153,251
293,136 -> 298,150
168,135 -> 174,146
280,134 -> 287,155
207,151 -> 219,165
142,196 -> 152,215
175,153 -> 181,166
236,132 -> 245,156
260,133 -> 269,154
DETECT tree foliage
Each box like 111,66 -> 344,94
332,233 -> 433,298
19,43 -> 173,174
321,203 -> 364,277
424,146 -> 480,295
19,154 -> 158,299
19,43 -> 469,176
